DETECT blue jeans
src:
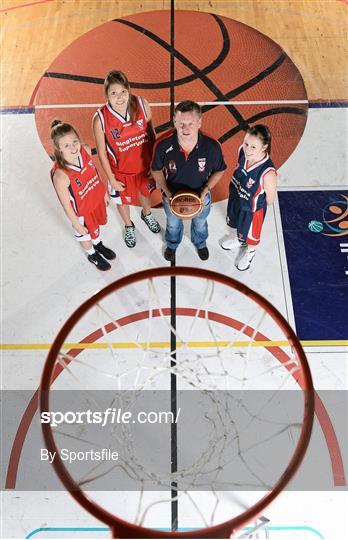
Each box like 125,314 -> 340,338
162,193 -> 211,249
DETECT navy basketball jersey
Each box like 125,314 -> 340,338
230,146 -> 276,212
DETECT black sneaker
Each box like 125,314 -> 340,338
94,242 -> 116,260
197,247 -> 209,260
87,252 -> 111,271
124,222 -> 136,248
164,247 -> 176,262
141,210 -> 161,233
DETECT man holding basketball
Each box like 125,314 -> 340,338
151,101 -> 226,261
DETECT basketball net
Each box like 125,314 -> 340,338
40,267 -> 314,538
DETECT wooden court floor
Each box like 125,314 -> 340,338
1,2 -> 347,539
1,0 -> 347,108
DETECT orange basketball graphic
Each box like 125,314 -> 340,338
34,10 -> 308,204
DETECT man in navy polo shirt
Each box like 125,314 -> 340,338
151,101 -> 227,261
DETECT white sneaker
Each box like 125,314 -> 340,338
236,246 -> 255,271
220,234 -> 241,250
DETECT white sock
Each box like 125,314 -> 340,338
86,247 -> 95,255
92,237 -> 101,246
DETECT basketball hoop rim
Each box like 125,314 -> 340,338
39,266 -> 315,539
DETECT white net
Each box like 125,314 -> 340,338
43,270 -> 312,534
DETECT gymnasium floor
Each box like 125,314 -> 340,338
1,1 -> 347,539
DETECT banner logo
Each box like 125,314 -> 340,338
308,194 -> 348,237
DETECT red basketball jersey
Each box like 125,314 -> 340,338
51,146 -> 106,217
97,96 -> 152,175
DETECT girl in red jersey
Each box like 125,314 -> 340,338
50,120 -> 116,271
93,70 -> 160,248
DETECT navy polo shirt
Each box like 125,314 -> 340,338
152,130 -> 227,194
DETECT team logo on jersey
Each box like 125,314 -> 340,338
136,119 -> 144,130
75,178 -> 82,187
165,145 -> 173,154
148,181 -> 156,193
198,158 -> 206,172
168,160 -> 177,172
110,128 -> 121,140
246,178 -> 255,188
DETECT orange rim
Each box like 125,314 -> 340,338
39,266 -> 315,539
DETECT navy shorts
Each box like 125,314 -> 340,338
226,196 -> 266,247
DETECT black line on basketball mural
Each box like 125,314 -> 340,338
43,46 -> 286,99
170,0 -> 175,124
43,14 -> 230,90
169,4 -> 178,531
218,107 -> 307,144
170,253 -> 178,531
200,52 -> 287,115
113,13 -> 231,89
44,72 -> 105,84
114,15 -> 245,127
43,13 -> 244,131
155,53 -> 288,133
41,13 -> 307,146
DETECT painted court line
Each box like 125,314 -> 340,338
1,100 -> 348,115
0,0 -> 54,13
33,100 -> 309,109
272,199 -> 295,329
24,525 -> 325,539
1,340 -> 347,350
